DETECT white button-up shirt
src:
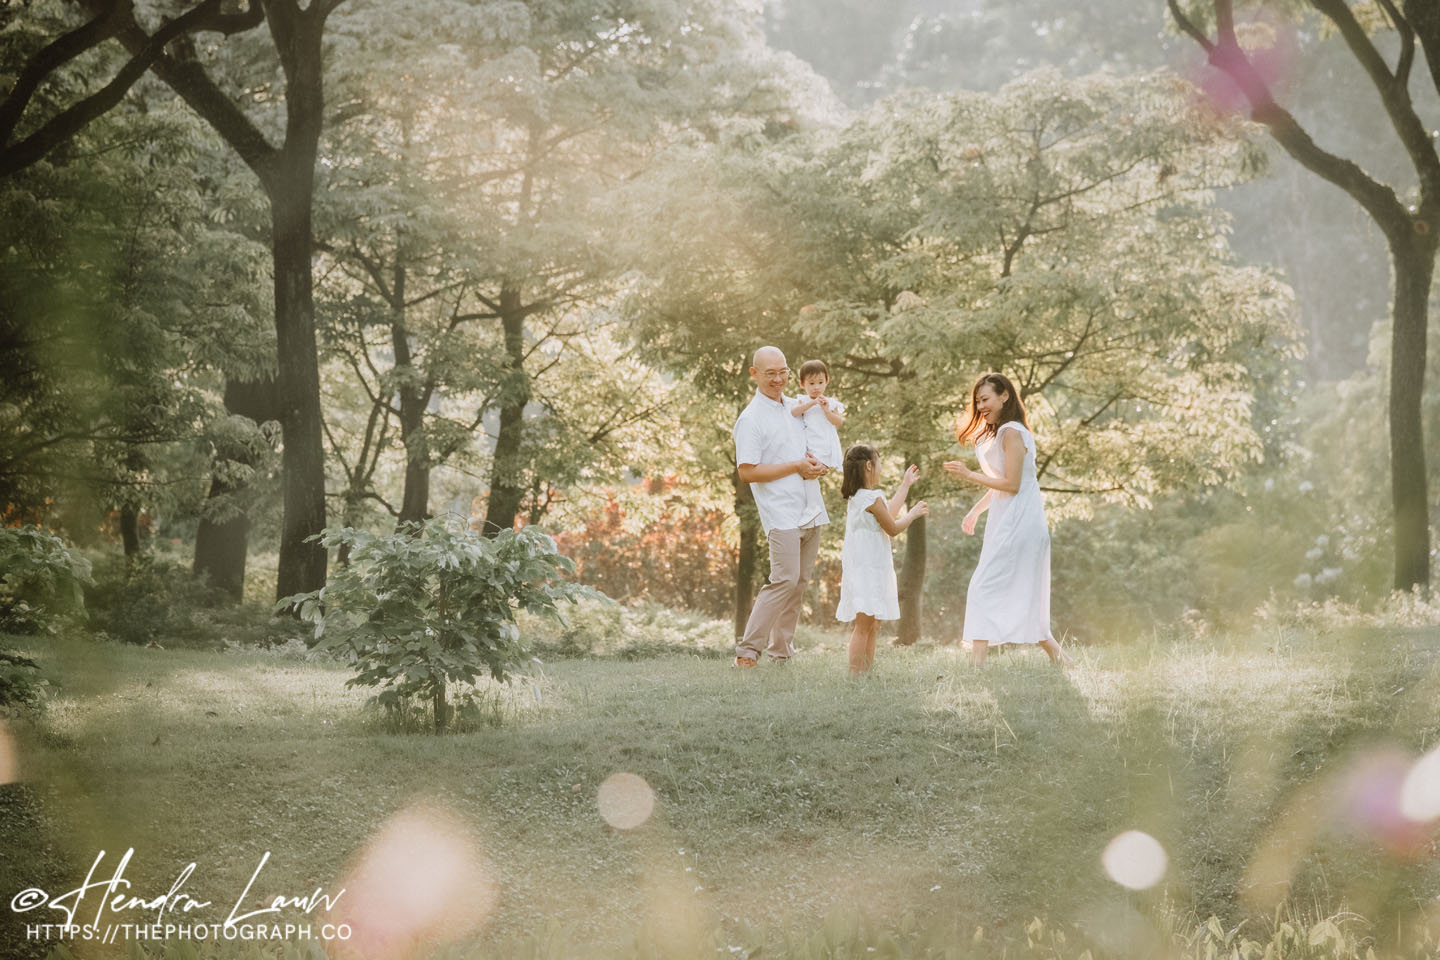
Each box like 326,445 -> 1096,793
734,390 -> 828,533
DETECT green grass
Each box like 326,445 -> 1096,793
3,619 -> 1440,959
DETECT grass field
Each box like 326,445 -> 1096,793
3,617 -> 1440,959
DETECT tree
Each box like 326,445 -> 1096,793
1168,0 -> 1435,591
311,0 -> 827,541
0,84 -> 271,563
627,70 -> 1299,641
90,0 -> 345,599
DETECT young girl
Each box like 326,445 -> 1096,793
944,373 -> 1073,668
836,445 -> 927,675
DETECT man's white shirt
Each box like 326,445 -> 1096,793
733,390 -> 829,533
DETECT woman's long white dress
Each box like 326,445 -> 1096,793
836,488 -> 901,622
962,422 -> 1056,646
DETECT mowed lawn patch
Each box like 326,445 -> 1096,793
3,624 -> 1440,958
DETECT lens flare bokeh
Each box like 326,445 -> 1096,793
326,801 -> 498,960
1101,830 -> 1168,890
597,772 -> 656,830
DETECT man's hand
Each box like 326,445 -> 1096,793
797,452 -> 827,480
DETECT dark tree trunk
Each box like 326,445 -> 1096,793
1389,235 -> 1434,591
390,259 -> 431,530
119,504 -> 140,558
896,514 -> 926,645
732,469 -> 759,641
481,282 -> 528,536
433,684 -> 447,733
194,377 -> 277,602
270,168 -> 328,601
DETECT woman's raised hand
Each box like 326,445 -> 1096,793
943,460 -> 972,480
903,464 -> 920,486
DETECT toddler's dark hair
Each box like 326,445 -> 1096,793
797,359 -> 830,382
841,443 -> 877,499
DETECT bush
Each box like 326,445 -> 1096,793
286,517 -> 580,733
552,482 -> 736,620
85,555 -> 250,647
518,596 -> 733,659
0,527 -> 92,634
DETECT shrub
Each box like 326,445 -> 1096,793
85,555 -> 238,646
0,526 -> 92,634
552,482 -> 736,620
285,517 -> 580,733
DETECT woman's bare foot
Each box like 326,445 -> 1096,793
1039,637 -> 1075,668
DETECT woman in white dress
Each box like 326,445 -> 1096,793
944,373 -> 1073,667
836,444 -> 927,675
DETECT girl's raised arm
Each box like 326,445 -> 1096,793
868,492 -> 926,536
887,464 -> 919,519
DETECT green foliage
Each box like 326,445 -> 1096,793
84,555 -> 290,649
517,596 -> 733,660
0,527 -> 92,633
285,517 -> 580,731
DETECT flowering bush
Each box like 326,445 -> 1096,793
553,482 -> 736,619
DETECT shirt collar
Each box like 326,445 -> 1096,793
752,389 -> 789,409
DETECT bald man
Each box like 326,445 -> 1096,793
732,345 -> 829,667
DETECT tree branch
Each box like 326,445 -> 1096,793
1167,0 -> 1415,240
111,4 -> 278,183
1,0 -> 267,178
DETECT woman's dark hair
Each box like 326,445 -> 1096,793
955,372 -> 1028,443
797,359 -> 830,383
841,443 -> 877,498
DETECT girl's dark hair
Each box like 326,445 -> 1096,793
797,359 -> 830,382
955,372 -> 1029,443
841,443 -> 877,498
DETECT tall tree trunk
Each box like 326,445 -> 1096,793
1389,235 -> 1434,591
194,377 -> 277,602
391,267 -> 431,529
896,514 -> 926,645
270,169 -> 328,601
119,504 -> 140,558
732,469 -> 759,641
482,282 -> 528,536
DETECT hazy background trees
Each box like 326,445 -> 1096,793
2,0 -> 1433,642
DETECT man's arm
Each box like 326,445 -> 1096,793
739,453 -> 826,484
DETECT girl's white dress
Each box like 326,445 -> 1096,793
836,488 -> 901,622
962,422 -> 1056,646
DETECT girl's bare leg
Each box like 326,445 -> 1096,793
849,615 -> 877,675
1039,637 -> 1075,667
971,638 -> 988,666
